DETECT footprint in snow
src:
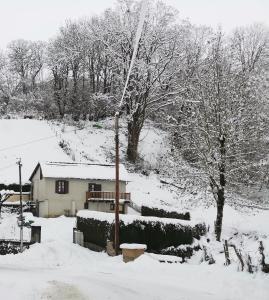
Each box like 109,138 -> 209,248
41,280 -> 87,300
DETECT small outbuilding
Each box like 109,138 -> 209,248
29,161 -> 130,217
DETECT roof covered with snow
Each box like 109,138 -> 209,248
30,162 -> 129,182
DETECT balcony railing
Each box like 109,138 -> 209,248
86,191 -> 131,201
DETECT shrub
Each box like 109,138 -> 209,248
0,243 -> 21,255
141,205 -> 190,220
77,217 -> 111,248
0,183 -> 31,192
76,211 -> 206,255
0,242 -> 29,255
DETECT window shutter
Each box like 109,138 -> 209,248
64,181 -> 69,194
88,184 -> 94,192
55,180 -> 59,193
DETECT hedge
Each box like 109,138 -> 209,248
141,206 -> 190,220
76,211 -> 206,255
0,183 -> 31,192
0,242 -> 29,255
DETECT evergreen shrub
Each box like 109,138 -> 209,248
77,213 -> 206,255
141,206 -> 190,220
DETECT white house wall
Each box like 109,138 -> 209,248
87,202 -> 125,214
32,167 -> 47,203
32,167 -> 127,217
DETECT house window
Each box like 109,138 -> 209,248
110,203 -> 124,213
88,183 -> 102,192
55,180 -> 69,194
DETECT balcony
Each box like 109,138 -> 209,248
86,191 -> 131,202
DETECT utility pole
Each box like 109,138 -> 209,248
114,112 -> 120,255
113,0 -> 147,255
17,158 -> 23,253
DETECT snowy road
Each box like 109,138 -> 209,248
0,214 -> 268,300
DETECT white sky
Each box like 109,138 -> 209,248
0,0 -> 268,49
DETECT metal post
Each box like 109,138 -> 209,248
17,158 -> 23,252
114,112 -> 120,255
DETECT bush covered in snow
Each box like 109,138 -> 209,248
0,242 -> 29,255
161,244 -> 201,259
76,210 -> 206,256
141,206 -> 190,220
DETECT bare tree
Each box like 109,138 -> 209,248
47,39 -> 70,118
7,39 -> 45,95
171,29 -> 269,241
28,41 -> 46,91
0,53 -> 20,114
93,1 -> 180,162
8,39 -> 31,94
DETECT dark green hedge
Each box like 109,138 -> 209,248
77,215 -> 206,254
141,206 -> 190,220
77,217 -> 111,248
0,183 -> 31,192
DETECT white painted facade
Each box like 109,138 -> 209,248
30,163 -> 127,217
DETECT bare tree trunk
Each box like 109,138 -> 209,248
52,71 -> 65,119
127,120 -> 141,163
215,193 -> 224,241
22,80 -> 28,95
71,67 -> 80,121
214,135 -> 226,241
89,57 -> 95,93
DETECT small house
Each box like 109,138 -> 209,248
4,192 -> 31,203
29,162 -> 130,217
1,191 -> 31,209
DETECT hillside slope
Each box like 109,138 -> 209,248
0,119 -> 71,184
0,118 -> 183,210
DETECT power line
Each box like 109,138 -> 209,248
0,123 -> 92,153
119,0 -> 148,108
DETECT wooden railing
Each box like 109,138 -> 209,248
86,191 -> 131,201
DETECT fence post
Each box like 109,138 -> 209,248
73,228 -> 84,247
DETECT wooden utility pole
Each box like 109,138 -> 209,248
17,158 -> 23,252
113,0 -> 147,255
114,112 -> 120,255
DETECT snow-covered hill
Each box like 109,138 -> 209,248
0,118 -> 268,299
0,118 -> 169,184
0,118 -> 185,209
0,119 -> 71,184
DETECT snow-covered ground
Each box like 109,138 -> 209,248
0,119 -> 71,184
0,118 -> 185,210
0,118 -> 268,299
0,213 -> 268,300
0,118 -> 168,184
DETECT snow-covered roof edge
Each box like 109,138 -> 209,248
29,161 -> 129,182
